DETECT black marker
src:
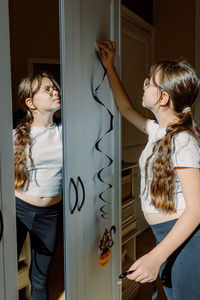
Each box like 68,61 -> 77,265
119,270 -> 134,279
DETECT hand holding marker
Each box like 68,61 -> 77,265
119,270 -> 134,279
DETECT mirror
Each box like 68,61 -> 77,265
9,0 -> 65,299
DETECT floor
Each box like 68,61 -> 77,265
19,228 -> 167,300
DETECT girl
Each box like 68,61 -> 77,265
14,72 -> 62,300
97,41 -> 200,299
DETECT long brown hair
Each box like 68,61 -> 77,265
14,72 -> 60,190
144,60 -> 200,213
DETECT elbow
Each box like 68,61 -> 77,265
184,207 -> 200,224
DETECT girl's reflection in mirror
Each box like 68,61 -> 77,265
14,72 -> 63,300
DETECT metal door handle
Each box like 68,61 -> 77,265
0,210 -> 3,242
69,178 -> 78,214
77,176 -> 85,211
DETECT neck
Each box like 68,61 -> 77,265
31,112 -> 54,128
153,108 -> 180,129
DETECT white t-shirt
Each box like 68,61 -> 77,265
139,120 -> 200,213
13,123 -> 63,197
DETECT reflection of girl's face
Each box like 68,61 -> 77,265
142,72 -> 162,111
32,77 -> 61,113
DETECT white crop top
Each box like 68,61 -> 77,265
13,123 -> 63,197
139,120 -> 200,213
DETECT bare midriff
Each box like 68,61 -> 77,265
15,191 -> 62,207
144,209 -> 185,225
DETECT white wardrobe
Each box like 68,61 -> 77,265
0,0 -> 121,299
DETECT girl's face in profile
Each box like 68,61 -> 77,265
142,72 -> 162,111
31,77 -> 61,113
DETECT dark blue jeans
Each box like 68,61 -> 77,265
16,197 -> 61,300
151,219 -> 200,300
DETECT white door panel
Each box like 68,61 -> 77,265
77,194 -> 113,300
60,0 -> 120,299
121,6 -> 154,233
122,17 -> 151,150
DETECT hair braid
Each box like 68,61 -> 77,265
14,113 -> 34,190
145,111 -> 200,213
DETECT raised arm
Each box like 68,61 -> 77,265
96,41 -> 149,134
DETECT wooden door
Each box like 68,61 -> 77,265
60,0 -> 121,299
121,5 -> 155,233
0,0 -> 18,299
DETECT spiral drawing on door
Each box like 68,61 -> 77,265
92,49 -> 114,221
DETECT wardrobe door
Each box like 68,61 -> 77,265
60,0 -> 121,299
76,2 -> 121,299
0,0 -> 18,299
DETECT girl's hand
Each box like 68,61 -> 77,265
126,251 -> 162,283
96,41 -> 116,70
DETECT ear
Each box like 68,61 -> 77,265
25,98 -> 37,110
159,91 -> 170,107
